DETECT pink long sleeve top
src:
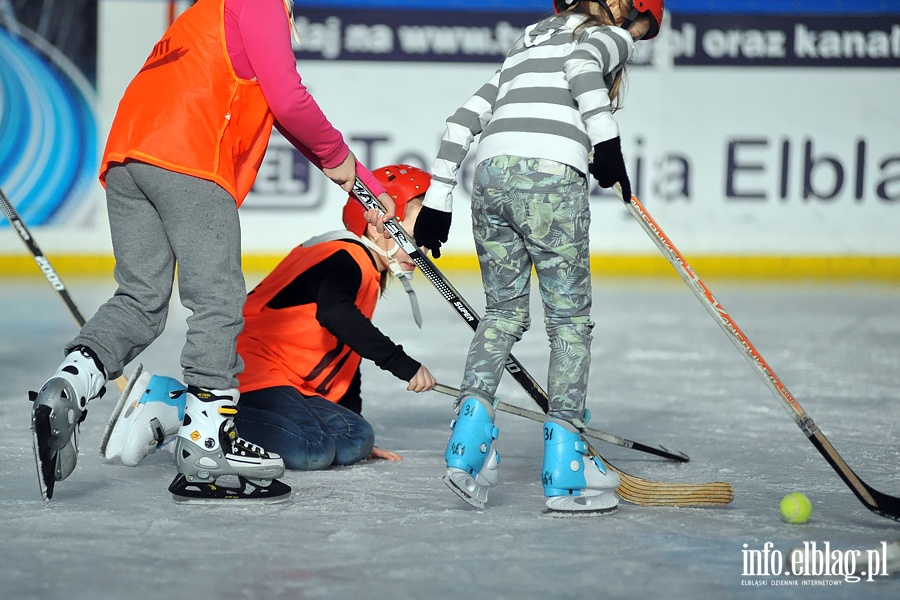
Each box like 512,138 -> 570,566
224,0 -> 386,197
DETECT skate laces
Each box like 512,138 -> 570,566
219,415 -> 269,458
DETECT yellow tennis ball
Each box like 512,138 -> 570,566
780,492 -> 812,524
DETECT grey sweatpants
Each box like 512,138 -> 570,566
70,162 -> 246,389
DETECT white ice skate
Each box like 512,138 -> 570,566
168,386 -> 290,502
30,346 -> 107,500
103,371 -> 187,466
442,395 -> 500,509
542,418 -> 620,516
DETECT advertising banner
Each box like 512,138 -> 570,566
0,2 -> 99,227
240,4 -> 900,256
1,0 -> 898,263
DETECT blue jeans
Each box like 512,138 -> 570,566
235,387 -> 375,470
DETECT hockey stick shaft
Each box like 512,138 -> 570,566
350,178 -> 689,463
623,190 -> 900,520
433,383 -> 732,507
0,187 -> 127,393
435,383 -> 619,444
1,187 -> 88,328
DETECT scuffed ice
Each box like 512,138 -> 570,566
1,275 -> 898,599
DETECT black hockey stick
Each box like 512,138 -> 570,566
0,187 -> 128,393
350,178 -> 688,463
621,188 -> 900,521
1,187 -> 89,328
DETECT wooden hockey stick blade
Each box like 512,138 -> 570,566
433,384 -> 733,507
590,447 -> 734,507
619,186 -> 900,519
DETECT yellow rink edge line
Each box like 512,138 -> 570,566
1,254 -> 899,282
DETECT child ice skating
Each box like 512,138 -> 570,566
29,0 -> 395,502
413,0 -> 664,514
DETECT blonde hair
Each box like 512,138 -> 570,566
563,0 -> 633,111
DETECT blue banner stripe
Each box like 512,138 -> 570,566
0,26 -> 98,226
294,1 -> 900,15
291,9 -> 899,66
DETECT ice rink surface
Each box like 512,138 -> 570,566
1,270 -> 898,599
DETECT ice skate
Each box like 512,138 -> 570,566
103,372 -> 187,466
30,346 -> 107,500
442,395 -> 500,509
542,417 -> 620,516
168,386 -> 290,503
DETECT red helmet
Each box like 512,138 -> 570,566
630,0 -> 664,40
343,164 -> 431,236
553,1 -> 664,41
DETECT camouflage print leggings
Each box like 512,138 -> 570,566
460,155 -> 594,422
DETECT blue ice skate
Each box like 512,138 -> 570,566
542,418 -> 620,515
442,395 -> 500,509
103,373 -> 187,466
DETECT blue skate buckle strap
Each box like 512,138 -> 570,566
574,440 -> 588,455
572,409 -> 591,430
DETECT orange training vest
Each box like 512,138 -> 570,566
100,0 -> 289,205
238,239 -> 382,401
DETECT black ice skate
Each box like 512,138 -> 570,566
168,386 -> 290,503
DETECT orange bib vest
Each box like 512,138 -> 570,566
100,0 -> 290,205
238,239 -> 381,401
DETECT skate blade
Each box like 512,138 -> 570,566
442,473 -> 487,509
543,493 -> 618,517
168,474 -> 292,504
31,403 -> 55,501
542,505 -> 618,518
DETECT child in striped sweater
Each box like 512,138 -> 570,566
414,0 -> 664,515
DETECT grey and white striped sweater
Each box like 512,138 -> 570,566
424,13 -> 634,212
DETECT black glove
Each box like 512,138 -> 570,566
589,136 -> 631,203
414,205 -> 452,258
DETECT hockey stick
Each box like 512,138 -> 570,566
434,383 -> 652,455
351,179 -> 735,506
0,186 -> 128,400
433,383 -> 733,507
621,189 -> 900,521
349,178 -> 687,462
